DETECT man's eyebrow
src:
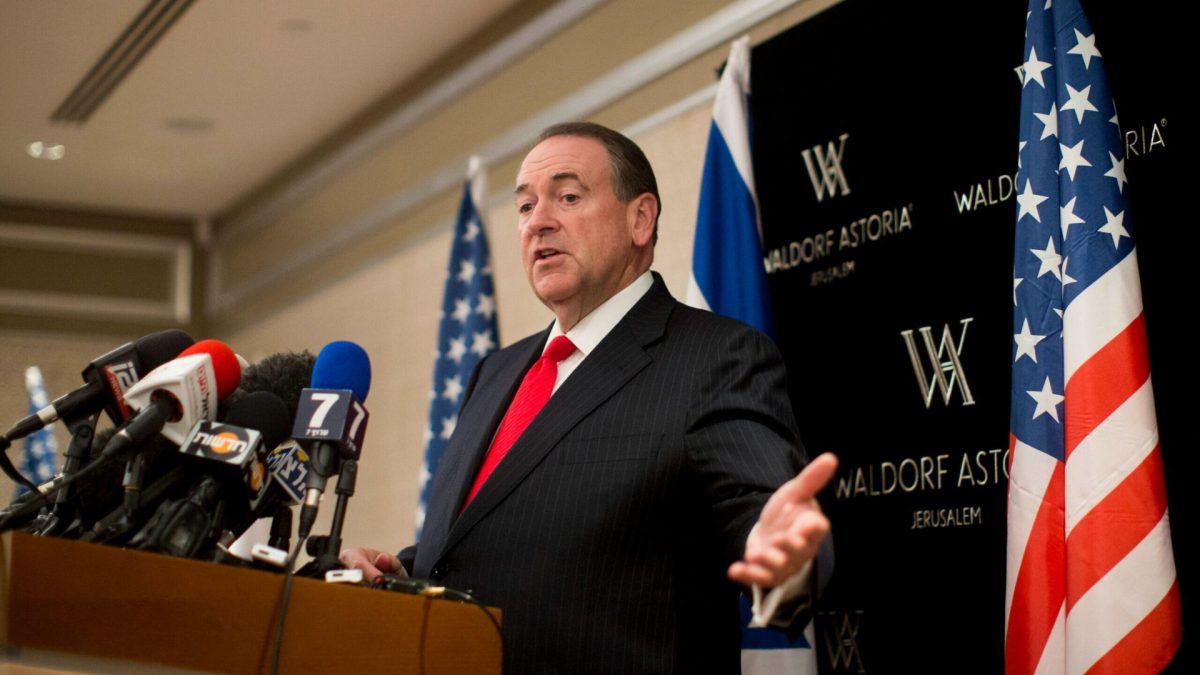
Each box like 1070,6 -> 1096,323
513,172 -> 586,196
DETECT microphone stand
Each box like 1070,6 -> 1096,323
302,459 -> 357,577
33,412 -> 98,537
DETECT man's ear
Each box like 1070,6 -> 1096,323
629,193 -> 658,246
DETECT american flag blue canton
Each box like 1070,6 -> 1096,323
417,176 -> 498,537
1011,0 -> 1130,458
15,367 -> 58,499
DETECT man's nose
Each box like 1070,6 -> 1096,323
525,201 -> 560,234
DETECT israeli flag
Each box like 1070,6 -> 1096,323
689,36 -> 816,675
686,35 -> 773,337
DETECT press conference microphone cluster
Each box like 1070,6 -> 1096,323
0,338 -> 242,534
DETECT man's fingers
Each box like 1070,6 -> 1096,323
372,552 -> 403,575
340,547 -> 400,581
728,561 -> 788,588
786,452 -> 838,501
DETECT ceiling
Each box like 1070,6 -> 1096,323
0,0 -> 523,219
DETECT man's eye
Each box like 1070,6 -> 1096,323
563,193 -> 579,204
518,202 -> 534,213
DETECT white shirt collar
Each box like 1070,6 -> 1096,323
544,270 -> 654,357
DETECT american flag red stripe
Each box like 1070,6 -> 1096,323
1006,1 -> 1180,673
1062,313 -> 1149,456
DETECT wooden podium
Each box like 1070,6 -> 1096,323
0,532 -> 501,674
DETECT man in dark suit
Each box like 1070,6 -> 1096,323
342,122 -> 836,673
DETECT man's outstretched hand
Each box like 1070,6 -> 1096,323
729,452 -> 837,588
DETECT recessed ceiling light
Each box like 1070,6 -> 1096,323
27,141 -> 65,160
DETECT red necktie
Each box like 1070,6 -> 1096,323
462,335 -> 577,507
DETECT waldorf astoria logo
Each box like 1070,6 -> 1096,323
819,609 -> 866,673
899,318 -> 976,408
801,132 -> 851,202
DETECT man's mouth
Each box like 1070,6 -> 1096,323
536,248 -> 561,260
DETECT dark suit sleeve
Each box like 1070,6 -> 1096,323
681,319 -> 806,573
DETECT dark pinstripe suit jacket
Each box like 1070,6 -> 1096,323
404,274 -> 805,674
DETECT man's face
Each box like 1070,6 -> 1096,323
514,135 -> 653,329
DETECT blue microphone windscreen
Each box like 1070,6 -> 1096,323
311,341 -> 371,403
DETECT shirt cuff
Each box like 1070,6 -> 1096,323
748,561 -> 813,627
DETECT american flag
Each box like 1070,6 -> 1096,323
13,366 -> 58,499
416,156 -> 499,538
1006,1 -> 1181,673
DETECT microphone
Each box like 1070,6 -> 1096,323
220,351 -> 316,422
3,330 -> 194,442
102,339 -> 242,459
132,391 -> 291,559
292,341 -> 371,541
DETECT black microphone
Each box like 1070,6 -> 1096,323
132,391 -> 290,559
220,351 -> 316,422
4,330 -> 194,442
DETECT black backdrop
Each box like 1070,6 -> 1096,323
749,1 -> 1191,672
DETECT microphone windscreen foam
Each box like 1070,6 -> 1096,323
311,341 -> 371,403
179,339 -> 242,400
223,391 -> 291,451
133,329 -> 195,371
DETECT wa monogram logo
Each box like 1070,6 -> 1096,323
801,132 -> 851,202
900,318 -> 976,408
819,609 -> 866,673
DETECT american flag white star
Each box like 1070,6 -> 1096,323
1034,103 -> 1059,140
1062,83 -> 1098,123
1031,237 -> 1064,280
458,260 -> 477,283
1014,318 -> 1047,363
1023,46 -> 1052,88
1098,206 -> 1130,247
1058,139 -> 1092,180
1061,256 -> 1076,287
445,336 -> 467,364
442,375 -> 464,403
1067,28 -> 1101,68
1027,377 -> 1065,423
1017,179 -> 1049,222
452,298 -> 472,324
475,293 -> 496,319
1060,196 -> 1086,239
470,330 -> 496,357
463,220 -> 480,242
440,415 -> 457,440
1104,151 -> 1128,193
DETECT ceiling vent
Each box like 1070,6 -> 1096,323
50,0 -> 195,124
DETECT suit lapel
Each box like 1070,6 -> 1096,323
416,333 -> 543,567
437,275 -> 676,558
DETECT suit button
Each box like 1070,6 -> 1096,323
431,564 -> 446,579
